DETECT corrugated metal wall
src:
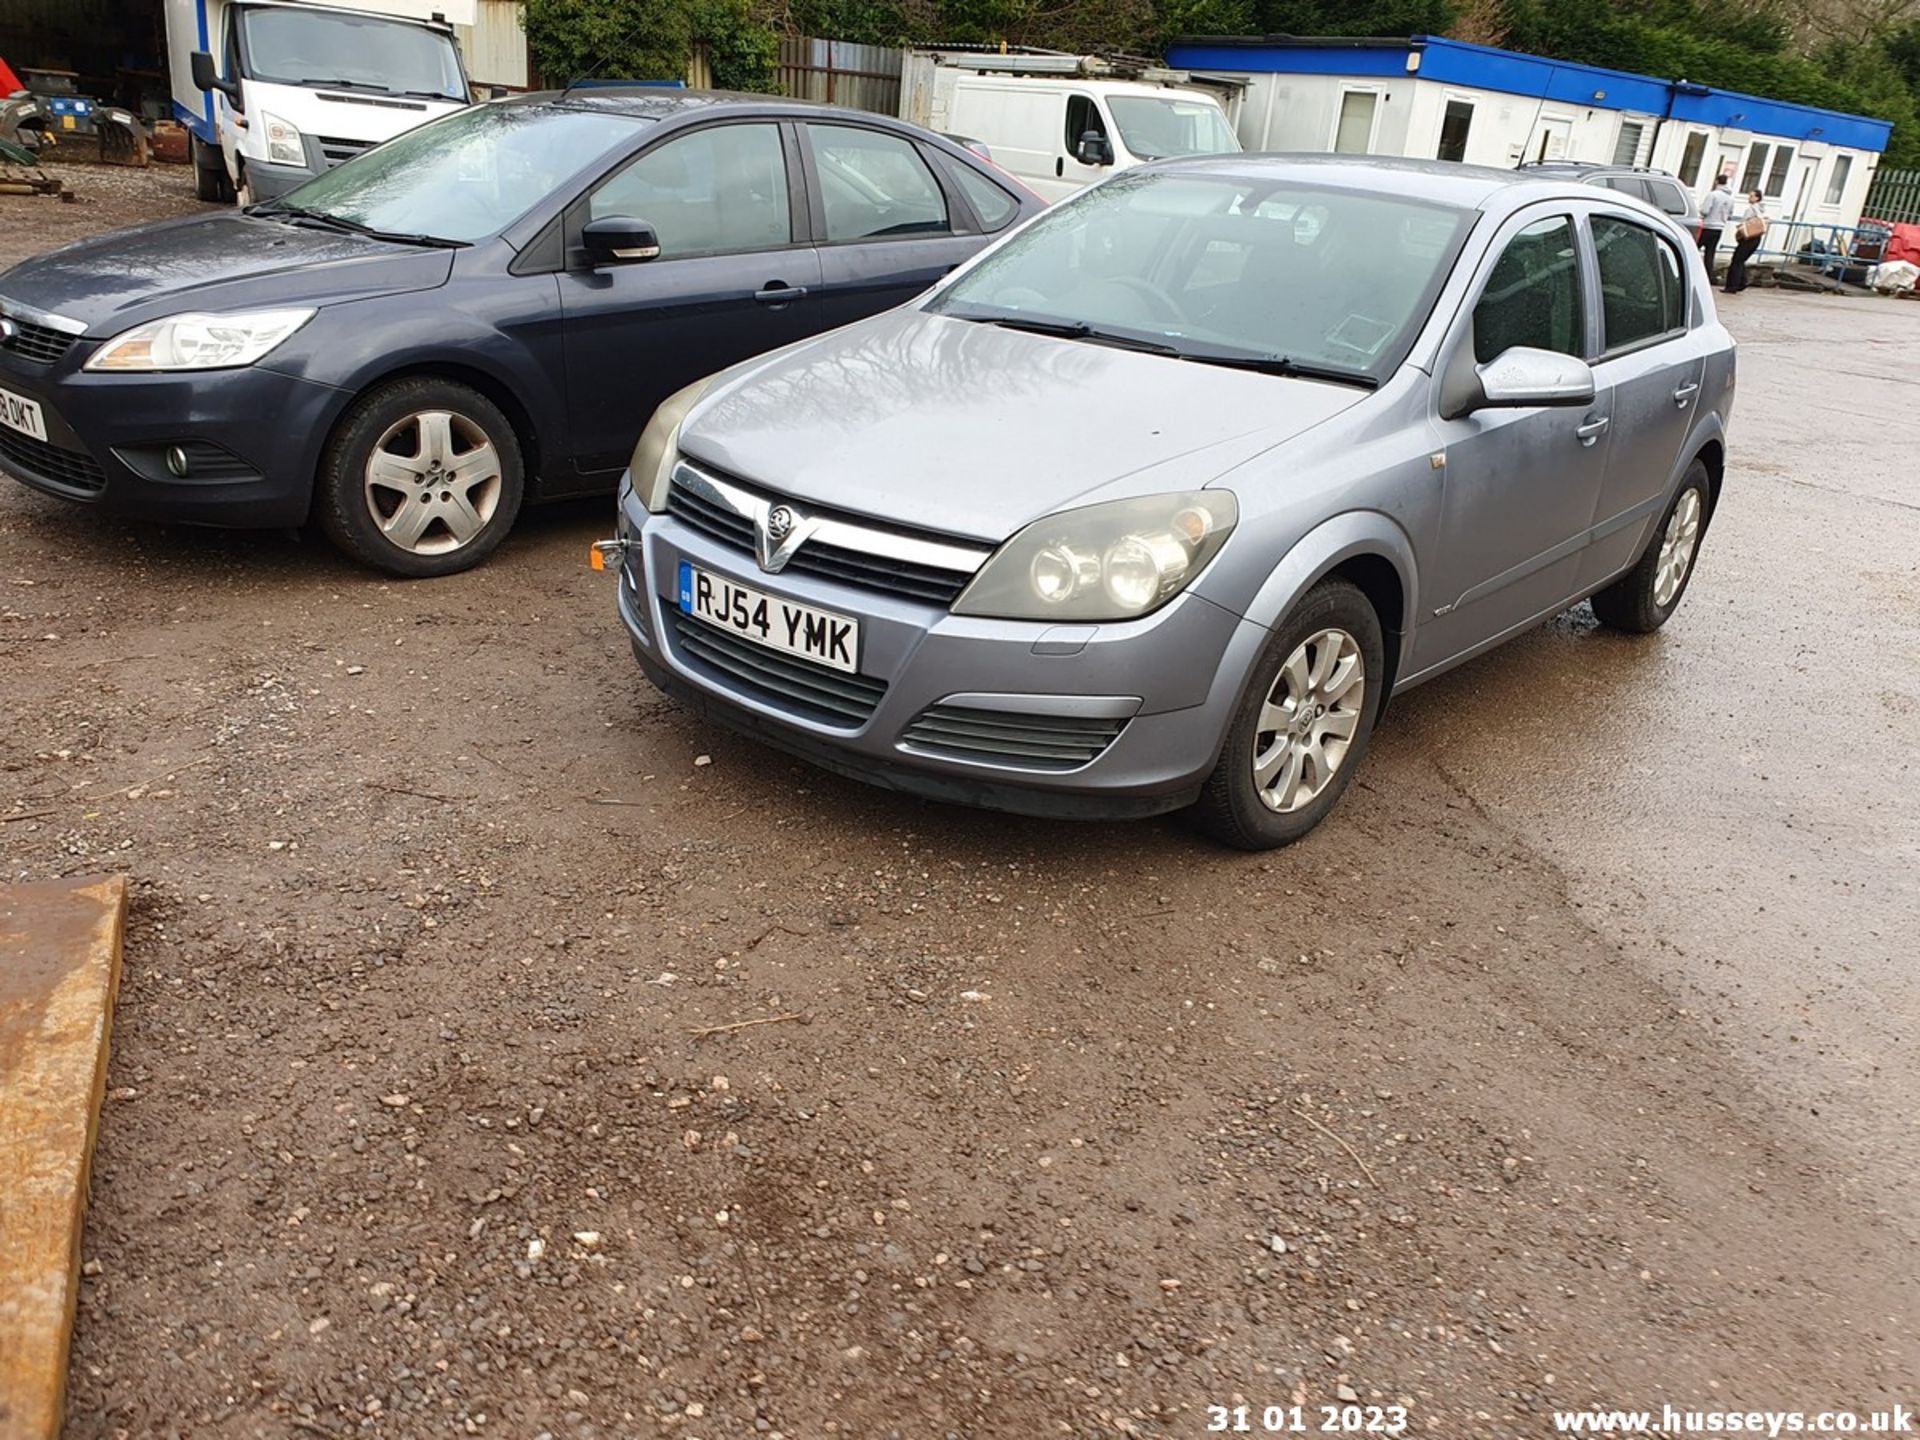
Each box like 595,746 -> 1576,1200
455,0 -> 531,91
777,37 -> 901,117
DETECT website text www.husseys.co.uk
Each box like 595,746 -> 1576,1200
1551,1404 -> 1914,1435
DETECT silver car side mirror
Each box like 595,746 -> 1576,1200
1475,346 -> 1597,409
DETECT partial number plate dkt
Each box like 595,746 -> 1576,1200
0,385 -> 49,443
678,561 -> 859,674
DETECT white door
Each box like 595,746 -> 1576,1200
1331,90 -> 1377,154
1528,116 -> 1572,163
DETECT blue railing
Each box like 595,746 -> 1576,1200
1703,221 -> 1892,280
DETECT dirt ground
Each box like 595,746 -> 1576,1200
3,164 -> 1916,1439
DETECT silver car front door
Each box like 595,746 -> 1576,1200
1413,208 -> 1613,675
1576,209 -> 1710,590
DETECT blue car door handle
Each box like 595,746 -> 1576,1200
754,283 -> 806,306
1575,415 -> 1611,446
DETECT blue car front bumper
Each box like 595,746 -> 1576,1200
0,344 -> 348,528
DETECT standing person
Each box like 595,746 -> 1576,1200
1724,190 -> 1768,293
1698,174 -> 1734,277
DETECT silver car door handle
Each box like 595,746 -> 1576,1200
1575,416 -> 1611,445
1672,381 -> 1700,408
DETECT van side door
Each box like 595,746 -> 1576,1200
1059,92 -> 1114,192
948,81 -> 1070,202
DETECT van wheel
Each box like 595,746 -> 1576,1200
316,377 -> 525,578
192,138 -> 234,203
1188,578 -> 1384,850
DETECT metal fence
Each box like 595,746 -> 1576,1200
1864,166 -> 1920,225
777,37 -> 902,117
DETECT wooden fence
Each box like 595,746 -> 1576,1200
776,37 -> 902,117
1864,166 -> 1920,224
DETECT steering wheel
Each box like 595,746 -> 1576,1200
1098,274 -> 1183,324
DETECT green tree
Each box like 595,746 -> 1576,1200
521,0 -> 778,90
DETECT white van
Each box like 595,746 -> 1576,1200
169,0 -> 474,204
901,50 -> 1241,203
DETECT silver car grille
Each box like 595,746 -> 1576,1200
669,611 -> 887,726
666,461 -> 989,607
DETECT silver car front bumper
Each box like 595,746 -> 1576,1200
617,485 -> 1271,820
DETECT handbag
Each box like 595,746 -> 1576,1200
1738,212 -> 1768,240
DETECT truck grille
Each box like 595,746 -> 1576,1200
317,135 -> 374,166
900,704 -> 1127,771
670,612 -> 887,727
0,428 -> 107,494
0,317 -> 76,366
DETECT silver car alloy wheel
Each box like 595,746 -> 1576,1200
364,410 -> 503,556
1252,627 -> 1365,814
1653,487 -> 1703,608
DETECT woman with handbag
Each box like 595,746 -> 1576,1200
1725,191 -> 1769,293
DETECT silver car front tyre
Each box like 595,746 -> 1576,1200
1189,577 -> 1385,850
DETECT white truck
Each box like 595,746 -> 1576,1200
167,0 -> 474,204
900,48 -> 1242,203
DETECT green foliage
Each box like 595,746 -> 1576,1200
691,0 -> 781,89
1247,0 -> 1458,42
520,0 -> 690,84
520,0 -> 776,91
1499,0 -> 1917,165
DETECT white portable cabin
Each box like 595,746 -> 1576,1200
1164,36 -> 1891,236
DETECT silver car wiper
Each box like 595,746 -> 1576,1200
966,314 -> 1182,357
1173,350 -> 1379,389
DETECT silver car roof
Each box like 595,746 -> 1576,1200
1137,153 -> 1599,214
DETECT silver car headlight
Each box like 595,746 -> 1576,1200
84,307 -> 316,371
629,376 -> 714,512
952,491 -> 1237,622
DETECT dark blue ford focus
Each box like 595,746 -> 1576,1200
0,90 -> 1039,575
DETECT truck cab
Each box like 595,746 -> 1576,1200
901,51 -> 1241,203
171,0 -> 473,204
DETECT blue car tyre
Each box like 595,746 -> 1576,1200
317,376 -> 526,577
1190,578 -> 1386,851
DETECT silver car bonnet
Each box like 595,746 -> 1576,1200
677,308 -> 1370,543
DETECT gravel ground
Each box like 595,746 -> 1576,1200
2,164 -> 1915,1439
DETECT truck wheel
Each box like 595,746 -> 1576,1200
192,138 -> 234,203
317,377 -> 526,578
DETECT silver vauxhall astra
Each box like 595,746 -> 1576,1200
609,155 -> 1734,849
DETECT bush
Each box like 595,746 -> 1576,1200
521,0 -> 777,92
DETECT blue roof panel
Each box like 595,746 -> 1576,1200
1164,35 -> 1893,153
